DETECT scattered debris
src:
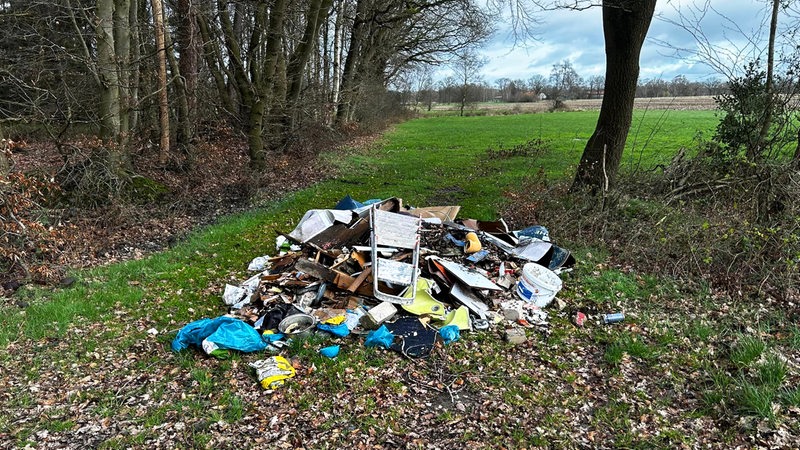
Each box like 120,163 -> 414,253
602,312 -> 625,324
250,356 -> 296,389
504,328 -> 528,345
171,196 -> 578,387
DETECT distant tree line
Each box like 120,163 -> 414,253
402,62 -> 731,108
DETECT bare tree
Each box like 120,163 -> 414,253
528,74 -> 547,98
151,0 -> 170,164
452,49 -> 487,116
549,59 -> 581,105
660,0 -> 799,164
335,0 -> 490,124
587,75 -> 605,98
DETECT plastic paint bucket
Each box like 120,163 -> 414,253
516,263 -> 563,307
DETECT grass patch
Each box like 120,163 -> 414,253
736,380 -> 776,419
604,333 -> 659,365
1,110 -> 719,346
687,321 -> 715,342
780,386 -> 800,406
703,334 -> 797,422
729,335 -> 766,368
757,354 -> 788,388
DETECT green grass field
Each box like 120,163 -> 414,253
2,110 -> 798,448
325,110 -> 719,218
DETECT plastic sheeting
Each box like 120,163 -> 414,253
172,316 -> 267,355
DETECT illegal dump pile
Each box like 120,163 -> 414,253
172,196 -> 576,389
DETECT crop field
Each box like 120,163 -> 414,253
2,109 -> 799,449
424,96 -> 719,115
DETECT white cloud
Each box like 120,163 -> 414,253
476,0 -> 782,84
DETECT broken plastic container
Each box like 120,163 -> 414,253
516,263 -> 562,307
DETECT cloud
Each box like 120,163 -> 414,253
477,0 -> 779,84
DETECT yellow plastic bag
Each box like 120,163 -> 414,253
323,315 -> 347,325
249,356 -> 296,389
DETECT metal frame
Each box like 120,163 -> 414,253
370,205 -> 421,305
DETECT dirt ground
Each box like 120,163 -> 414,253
2,128 -> 336,294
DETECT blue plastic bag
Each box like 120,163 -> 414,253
364,325 -> 394,349
172,316 -> 267,354
320,345 -> 340,358
261,332 -> 285,343
439,325 -> 460,345
317,322 -> 350,337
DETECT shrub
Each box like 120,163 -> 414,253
1,171 -> 64,287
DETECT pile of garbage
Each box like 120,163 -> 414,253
172,196 -> 576,389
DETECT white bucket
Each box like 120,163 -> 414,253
516,263 -> 563,307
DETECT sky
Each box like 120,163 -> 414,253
475,0 -> 792,84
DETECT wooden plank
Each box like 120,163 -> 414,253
294,258 -> 373,296
347,267 -> 372,293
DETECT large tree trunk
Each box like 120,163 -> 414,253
151,0 -> 170,165
129,0 -> 140,132
163,18 -> 192,168
252,0 -> 287,168
176,0 -> 199,150
571,0 -> 656,193
336,0 -> 368,124
96,0 -> 121,143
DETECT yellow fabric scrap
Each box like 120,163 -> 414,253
323,315 -> 347,325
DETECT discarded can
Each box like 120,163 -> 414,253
602,312 -> 625,324
574,311 -> 586,326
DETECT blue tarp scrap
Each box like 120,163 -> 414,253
317,322 -> 350,337
439,325 -> 460,345
364,325 -> 394,349
172,316 -> 267,354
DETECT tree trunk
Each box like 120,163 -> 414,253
129,0 -> 140,132
753,0 -> 780,161
197,11 -> 236,117
322,10 -> 331,110
284,0 -> 333,131
96,0 -> 121,143
163,18 -> 192,167
113,0 -> 131,145
794,128 -> 800,168
1,132 -> 9,177
336,0 -> 368,124
331,0 -> 343,108
571,0 -> 656,194
176,0 -> 199,149
460,69 -> 467,117
151,0 -> 170,165
248,99 -> 267,170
